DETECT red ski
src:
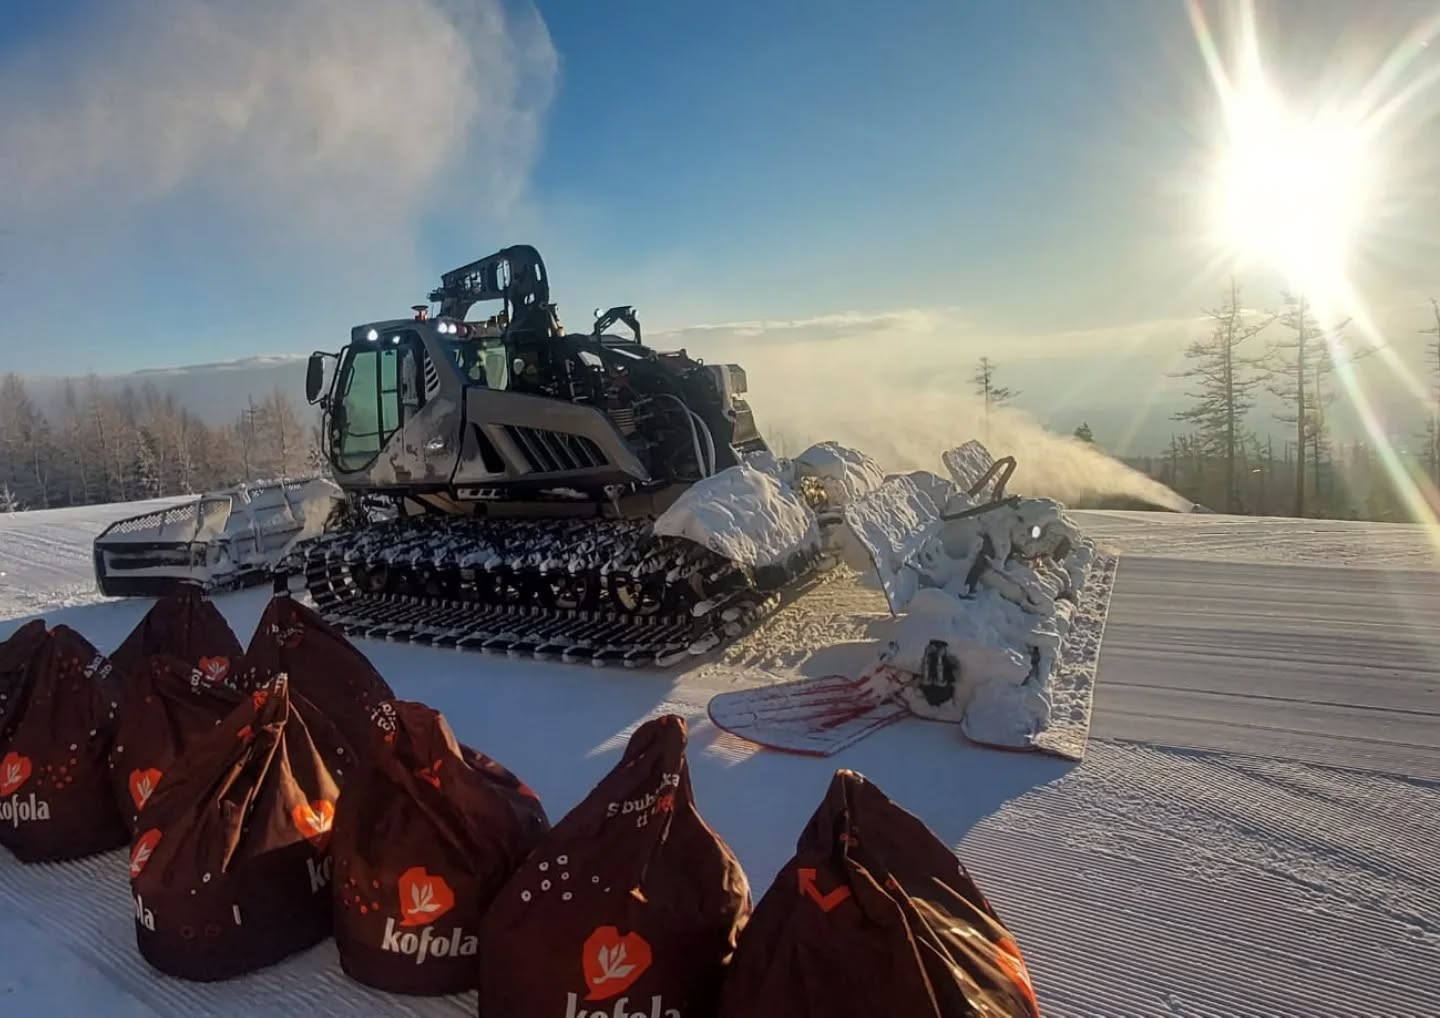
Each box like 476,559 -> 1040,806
706,670 -> 909,757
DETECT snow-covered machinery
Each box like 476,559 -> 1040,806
706,439 -> 1110,756
288,245 -> 831,665
93,478 -> 345,597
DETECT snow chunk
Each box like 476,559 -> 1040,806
654,464 -> 819,568
792,442 -> 886,505
839,475 -> 944,611
942,440 -> 997,493
962,677 -> 1052,748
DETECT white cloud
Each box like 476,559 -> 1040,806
658,308 -> 965,343
0,0 -> 555,235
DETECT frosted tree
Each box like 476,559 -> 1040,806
1171,280 -> 1273,513
1073,421 -> 1095,443
133,435 -> 162,499
306,424 -> 330,476
0,374 -> 53,509
0,485 -> 20,513
57,378 -> 95,504
257,389 -> 309,478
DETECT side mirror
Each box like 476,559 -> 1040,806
305,353 -> 326,404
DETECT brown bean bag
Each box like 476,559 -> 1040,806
0,619 -> 49,743
129,674 -> 343,981
109,654 -> 244,835
479,714 -> 749,1018
332,700 -> 548,995
235,593 -> 394,760
109,585 -> 242,680
717,770 -> 1040,1018
0,623 -> 127,862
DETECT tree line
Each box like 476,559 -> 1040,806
0,375 -> 319,512
974,282 -> 1440,521
1154,282 -> 1440,519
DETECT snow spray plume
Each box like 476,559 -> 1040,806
679,324 -> 1190,511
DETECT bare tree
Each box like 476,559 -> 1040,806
238,396 -> 262,481
1422,298 -> 1440,482
971,357 -> 1019,440
1268,294 -> 1357,517
1170,279 -> 1273,512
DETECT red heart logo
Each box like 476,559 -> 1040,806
0,752 -> 32,796
292,799 -> 335,849
582,926 -> 653,1002
198,656 -> 230,683
397,866 -> 456,927
130,829 -> 162,878
128,768 -> 163,810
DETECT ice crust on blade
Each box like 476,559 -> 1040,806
654,464 -> 819,569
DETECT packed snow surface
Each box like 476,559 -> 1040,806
3,501 -> 1440,1016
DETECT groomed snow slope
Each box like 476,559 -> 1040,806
1,504 -> 1439,1017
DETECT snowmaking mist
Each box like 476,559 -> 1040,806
686,327 -> 1191,512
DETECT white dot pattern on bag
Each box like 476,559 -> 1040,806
541,879 -> 551,891
521,890 -> 531,902
561,872 -> 570,881
562,892 -> 572,901
202,873 -> 211,883
538,861 -> 548,872
592,876 -> 600,884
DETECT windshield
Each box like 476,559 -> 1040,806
442,337 -> 509,389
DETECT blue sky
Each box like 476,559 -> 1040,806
1,0 -> 1438,402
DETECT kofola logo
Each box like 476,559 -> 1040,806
565,926 -> 681,1018
133,893 -> 156,931
307,855 -> 334,894
380,866 -> 476,965
295,798 -> 338,893
0,751 -> 48,828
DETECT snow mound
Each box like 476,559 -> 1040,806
654,464 -> 819,569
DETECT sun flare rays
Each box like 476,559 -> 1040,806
1188,0 -> 1440,536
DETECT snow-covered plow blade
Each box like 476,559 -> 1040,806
710,439 -> 1117,759
93,478 -> 345,598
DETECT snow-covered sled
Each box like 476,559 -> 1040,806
92,478 -> 345,597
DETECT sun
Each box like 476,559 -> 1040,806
1209,78 -> 1376,295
